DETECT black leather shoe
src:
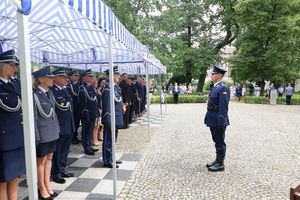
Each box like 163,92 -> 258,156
85,151 -> 95,155
61,171 -> 74,178
91,148 -> 99,152
206,160 -> 217,168
38,190 -> 53,200
49,191 -> 58,197
52,176 -> 66,184
208,163 -> 225,172
104,163 -> 119,168
116,160 -> 123,164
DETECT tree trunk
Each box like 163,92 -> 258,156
259,82 -> 265,96
197,73 -> 207,93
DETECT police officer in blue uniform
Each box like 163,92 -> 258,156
50,68 -> 75,184
0,50 -> 25,200
204,65 -> 230,172
32,66 -> 60,199
101,66 -> 124,168
67,70 -> 81,144
78,69 -> 99,155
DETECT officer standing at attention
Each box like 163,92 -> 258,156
78,69 -> 99,155
204,65 -> 230,172
0,50 -> 25,200
101,66 -> 124,168
67,70 -> 81,144
32,66 -> 60,199
50,68 -> 75,184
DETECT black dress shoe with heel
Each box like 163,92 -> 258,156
38,190 -> 53,200
49,191 -> 58,197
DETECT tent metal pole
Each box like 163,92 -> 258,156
145,61 -> 150,142
159,73 -> 162,117
108,34 -> 117,200
17,11 -> 38,200
165,73 -> 167,113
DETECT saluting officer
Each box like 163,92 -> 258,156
32,66 -> 60,199
67,70 -> 81,144
50,68 -> 75,184
101,66 -> 124,168
0,50 -> 25,200
204,65 -> 230,172
78,69 -> 99,155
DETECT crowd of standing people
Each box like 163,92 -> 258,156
0,49 -> 149,200
229,81 -> 295,105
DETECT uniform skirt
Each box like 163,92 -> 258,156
0,147 -> 25,182
36,140 -> 57,157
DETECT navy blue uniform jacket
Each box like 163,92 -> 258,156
204,82 -> 230,128
0,80 -> 24,151
50,85 -> 75,135
78,83 -> 99,120
101,83 -> 124,128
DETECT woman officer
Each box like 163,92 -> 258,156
0,50 -> 24,200
32,66 -> 60,200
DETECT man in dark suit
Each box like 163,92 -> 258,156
118,73 -> 131,128
101,66 -> 124,168
50,68 -> 75,183
67,70 -> 81,144
78,69 -> 99,155
136,76 -> 145,116
204,65 -> 230,172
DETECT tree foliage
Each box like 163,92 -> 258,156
230,0 -> 300,91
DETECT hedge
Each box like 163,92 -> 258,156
243,96 -> 300,105
151,95 -> 208,104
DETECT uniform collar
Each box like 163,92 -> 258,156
214,81 -> 222,87
0,77 -> 9,83
54,84 -> 63,90
38,85 -> 48,93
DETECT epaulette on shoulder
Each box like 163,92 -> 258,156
221,82 -> 228,87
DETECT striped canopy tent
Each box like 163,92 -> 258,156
0,1 -> 166,199
0,0 -> 166,74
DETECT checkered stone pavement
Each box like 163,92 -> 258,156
18,152 -> 141,200
129,114 -> 166,127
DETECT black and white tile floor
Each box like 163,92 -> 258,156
19,152 -> 141,200
129,114 -> 165,127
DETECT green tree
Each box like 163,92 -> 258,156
230,0 -> 300,95
104,0 -> 240,92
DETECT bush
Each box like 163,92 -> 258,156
243,96 -> 300,105
243,96 -> 269,104
151,95 -> 208,104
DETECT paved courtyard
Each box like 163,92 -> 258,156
119,103 -> 300,200
19,102 -> 300,199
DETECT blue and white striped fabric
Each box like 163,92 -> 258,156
0,0 -> 166,74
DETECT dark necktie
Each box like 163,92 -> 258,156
45,91 -> 51,99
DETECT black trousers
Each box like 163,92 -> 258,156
123,105 -> 130,128
210,127 -> 226,157
174,93 -> 179,104
129,104 -> 135,123
286,95 -> 292,105
102,124 -> 118,165
72,108 -> 81,140
81,118 -> 96,152
52,134 -> 73,178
